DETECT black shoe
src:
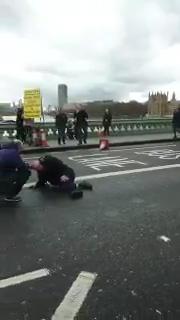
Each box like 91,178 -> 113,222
4,196 -> 21,203
83,140 -> 87,144
70,189 -> 83,200
58,139 -> 61,145
78,181 -> 93,191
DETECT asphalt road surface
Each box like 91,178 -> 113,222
0,142 -> 180,320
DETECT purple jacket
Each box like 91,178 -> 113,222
0,149 -> 26,171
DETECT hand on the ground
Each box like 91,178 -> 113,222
29,184 -> 36,189
60,175 -> 69,182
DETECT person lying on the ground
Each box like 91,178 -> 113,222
30,155 -> 93,198
0,140 -> 31,202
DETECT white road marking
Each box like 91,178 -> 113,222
158,236 -> 171,243
24,163 -> 180,188
135,149 -> 180,160
68,144 -> 176,159
23,156 -> 39,160
0,268 -> 50,289
75,164 -> 180,181
52,271 -> 97,320
23,144 -> 176,161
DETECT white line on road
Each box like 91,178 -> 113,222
68,144 -> 176,159
24,163 -> 180,188
52,271 -> 97,320
76,164 -> 180,181
0,268 -> 50,289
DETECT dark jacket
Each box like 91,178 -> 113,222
75,110 -> 88,126
0,149 -> 26,171
172,110 -> 180,127
16,109 -> 24,127
103,112 -> 112,126
39,155 -> 75,180
56,113 -> 68,128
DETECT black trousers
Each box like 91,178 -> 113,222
57,127 -> 66,144
173,124 -> 180,138
37,170 -> 75,192
16,126 -> 25,142
0,167 -> 31,197
77,125 -> 88,144
103,124 -> 110,136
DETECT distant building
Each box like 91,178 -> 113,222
0,103 -> 12,116
148,92 -> 180,116
58,84 -> 68,109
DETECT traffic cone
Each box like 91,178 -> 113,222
99,137 -> 109,150
40,129 -> 49,147
32,129 -> 39,146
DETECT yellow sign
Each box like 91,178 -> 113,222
24,89 -> 42,119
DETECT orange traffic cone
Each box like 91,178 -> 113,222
99,134 -> 109,150
40,129 -> 49,147
32,129 -> 38,146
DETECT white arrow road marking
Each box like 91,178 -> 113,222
0,268 -> 50,289
52,271 -> 97,320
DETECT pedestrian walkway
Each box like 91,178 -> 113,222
22,133 -> 175,154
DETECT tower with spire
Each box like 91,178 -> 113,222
148,91 -> 169,116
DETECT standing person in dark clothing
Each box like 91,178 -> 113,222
103,109 -> 112,136
75,107 -> 88,145
0,140 -> 31,202
172,106 -> 180,140
16,108 -> 25,142
55,109 -> 68,145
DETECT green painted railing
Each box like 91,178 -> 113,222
0,118 -> 173,140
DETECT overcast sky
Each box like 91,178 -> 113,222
1,0 -> 180,105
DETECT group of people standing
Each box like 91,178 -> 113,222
55,107 -> 88,145
55,107 -> 112,145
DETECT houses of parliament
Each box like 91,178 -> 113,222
148,92 -> 180,116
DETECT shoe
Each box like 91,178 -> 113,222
78,181 -> 93,191
70,189 -> 83,200
4,196 -> 21,202
83,140 -> 87,144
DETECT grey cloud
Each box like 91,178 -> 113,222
0,0 -> 31,31
1,0 -> 180,104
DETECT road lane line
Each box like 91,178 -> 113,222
76,164 -> 180,180
0,268 -> 50,289
52,271 -> 97,320
23,164 -> 180,188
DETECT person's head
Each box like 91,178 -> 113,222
105,108 -> 109,114
30,159 -> 44,172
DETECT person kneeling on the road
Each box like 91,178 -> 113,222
31,155 -> 93,199
0,140 -> 31,202
30,155 -> 83,199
